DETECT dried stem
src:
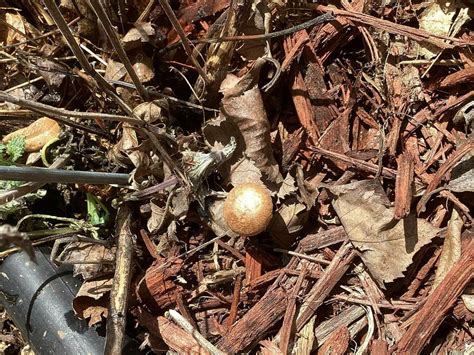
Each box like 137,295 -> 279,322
88,0 -> 149,101
105,205 -> 134,354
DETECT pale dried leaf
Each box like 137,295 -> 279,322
432,208 -> 462,290
0,12 -> 26,45
133,99 -> 169,124
418,0 -> 460,58
83,306 -> 108,327
122,22 -> 156,50
277,172 -> 297,200
330,180 -> 439,286
446,154 -> 474,193
58,241 -> 115,280
2,117 -> 61,152
147,198 -> 169,233
268,201 -> 307,248
461,284 -> 474,313
129,51 -> 154,83
206,198 -> 238,238
219,73 -> 282,183
228,157 -> 262,186
105,59 -> 127,81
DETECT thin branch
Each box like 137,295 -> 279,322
88,0 -> 149,101
42,0 -> 134,116
105,205 -> 134,355
155,0 -> 210,83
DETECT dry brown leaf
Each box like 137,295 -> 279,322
218,73 -> 282,183
105,59 -> 127,81
108,125 -> 149,169
128,50 -> 154,83
122,22 -> 156,51
2,117 -> 61,152
268,200 -> 307,248
205,198 -> 239,238
329,179 -> 440,286
228,157 -> 263,186
133,99 -> 169,124
57,241 -> 115,280
73,276 -> 112,326
0,12 -> 26,45
60,0 -> 97,39
277,172 -> 298,201
29,57 -> 68,88
417,0 -> 467,58
432,208 -> 462,290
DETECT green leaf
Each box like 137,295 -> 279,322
6,136 -> 26,162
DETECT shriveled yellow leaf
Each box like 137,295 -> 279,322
2,117 -> 60,152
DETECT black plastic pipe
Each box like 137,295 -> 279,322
0,247 -> 142,354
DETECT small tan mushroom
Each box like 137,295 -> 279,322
223,183 -> 273,236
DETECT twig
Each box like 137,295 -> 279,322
167,309 -> 226,355
156,0 -> 209,84
105,205 -> 134,354
310,145 -> 397,179
42,0 -> 134,116
273,248 -> 331,265
0,91 -> 144,125
88,0 -> 149,101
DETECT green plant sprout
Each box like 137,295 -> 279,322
0,136 -> 26,165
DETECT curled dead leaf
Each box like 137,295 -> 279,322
57,241 -> 115,280
432,208 -> 462,290
73,276 -> 112,326
122,22 -> 156,51
2,117 -> 61,152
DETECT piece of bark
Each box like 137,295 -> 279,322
226,274 -> 242,329
318,325 -> 350,355
394,151 -> 415,219
245,246 -> 263,284
370,339 -> 389,355
417,140 -> 474,213
430,67 -> 474,90
296,243 -> 356,331
314,305 -> 365,346
217,287 -> 288,352
311,146 -> 397,179
279,264 -> 307,353
132,308 -> 209,354
396,235 -> 474,354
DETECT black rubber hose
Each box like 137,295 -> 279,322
0,247 -> 142,354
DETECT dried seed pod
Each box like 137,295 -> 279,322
223,183 -> 273,236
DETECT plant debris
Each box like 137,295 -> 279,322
0,0 -> 472,353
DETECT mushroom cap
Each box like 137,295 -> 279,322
223,183 -> 273,236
